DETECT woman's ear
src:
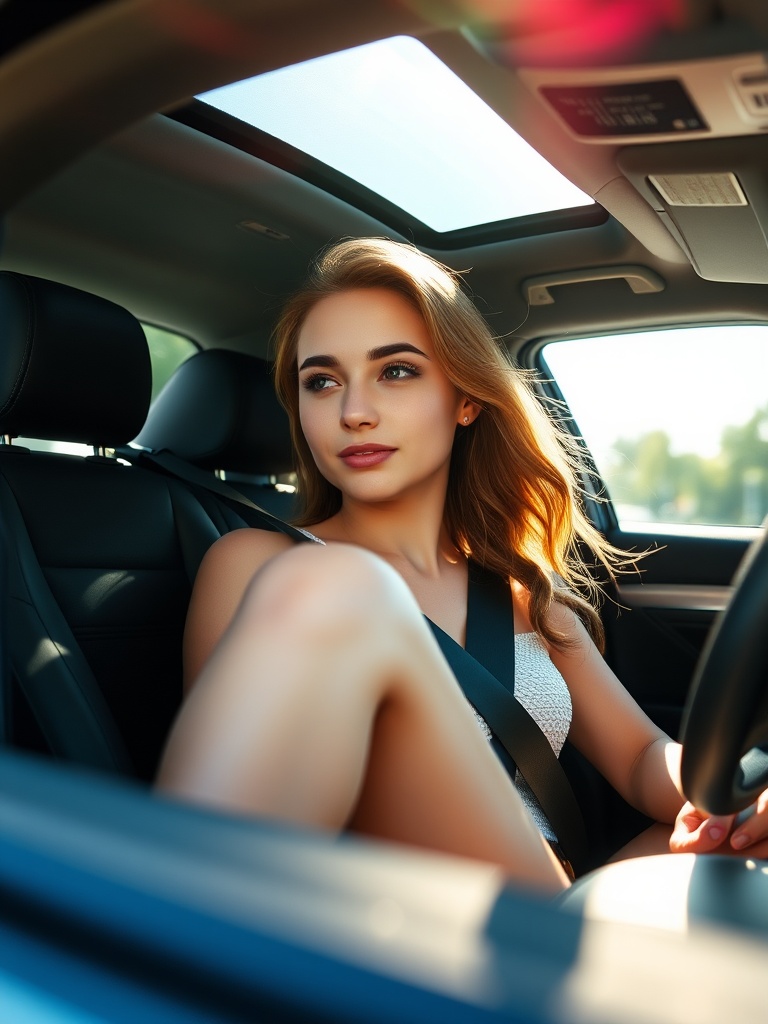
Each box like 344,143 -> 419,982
458,398 -> 482,426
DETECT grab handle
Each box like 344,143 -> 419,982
524,265 -> 665,305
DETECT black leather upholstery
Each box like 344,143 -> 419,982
135,347 -> 298,517
0,272 -> 151,445
0,275 -> 247,780
136,348 -> 293,474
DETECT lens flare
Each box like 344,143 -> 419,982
143,0 -> 268,60
398,0 -> 687,66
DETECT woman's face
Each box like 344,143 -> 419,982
296,287 -> 474,506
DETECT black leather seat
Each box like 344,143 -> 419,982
0,272 -> 247,780
134,348 -> 298,520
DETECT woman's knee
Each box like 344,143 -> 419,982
235,542 -> 420,640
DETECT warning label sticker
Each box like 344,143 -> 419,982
540,79 -> 708,137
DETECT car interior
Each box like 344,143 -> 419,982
1,1 -> 768,1020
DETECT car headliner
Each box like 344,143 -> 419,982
3,0 -> 768,356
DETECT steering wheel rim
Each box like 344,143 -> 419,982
680,525 -> 768,816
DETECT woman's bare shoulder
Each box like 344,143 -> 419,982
510,583 -> 590,651
196,527 -> 299,593
184,528 -> 299,690
547,597 -> 596,650
210,525 -> 295,556
201,526 -> 297,581
546,596 -> 583,632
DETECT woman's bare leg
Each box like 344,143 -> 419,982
608,823 -> 673,862
157,543 -> 568,893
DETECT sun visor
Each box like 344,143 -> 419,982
618,137 -> 768,283
518,52 -> 768,282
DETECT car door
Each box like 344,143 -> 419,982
525,322 -> 766,851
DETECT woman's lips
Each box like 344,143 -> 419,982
338,445 -> 396,469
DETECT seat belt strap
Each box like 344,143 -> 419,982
466,560 -> 517,695
427,614 -> 587,874
125,448 -> 311,543
465,561 -> 587,872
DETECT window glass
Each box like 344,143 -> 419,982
16,324 -> 196,455
198,36 -> 593,233
541,326 -> 768,531
143,324 -> 197,403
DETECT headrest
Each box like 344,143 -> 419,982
0,272 -> 151,446
135,349 -> 294,476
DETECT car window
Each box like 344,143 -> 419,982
143,324 -> 197,404
540,325 -> 768,534
199,35 -> 593,235
16,324 -> 196,455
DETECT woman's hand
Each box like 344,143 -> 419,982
669,789 -> 768,859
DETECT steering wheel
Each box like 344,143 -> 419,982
560,530 -> 768,931
681,526 -> 768,816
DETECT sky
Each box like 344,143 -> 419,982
542,326 -> 768,463
200,35 -> 592,232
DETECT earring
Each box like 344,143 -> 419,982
463,416 -> 469,424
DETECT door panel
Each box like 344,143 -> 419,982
601,530 -> 749,740
529,325 -> 765,860
565,528 -> 752,865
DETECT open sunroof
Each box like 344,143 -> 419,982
198,36 -> 594,235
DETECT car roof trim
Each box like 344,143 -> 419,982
171,100 -> 607,249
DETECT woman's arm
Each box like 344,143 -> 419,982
183,528 -> 295,692
545,602 -> 684,824
533,600 -> 768,855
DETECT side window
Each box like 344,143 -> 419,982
15,323 -> 197,455
143,324 -> 197,404
541,325 -> 768,533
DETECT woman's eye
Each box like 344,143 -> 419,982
381,362 -> 419,381
302,373 -> 337,392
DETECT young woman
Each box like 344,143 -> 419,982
156,238 -> 768,893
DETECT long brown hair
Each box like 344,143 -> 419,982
274,237 -> 635,650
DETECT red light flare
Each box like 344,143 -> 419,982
398,0 -> 688,67
142,0 -> 273,61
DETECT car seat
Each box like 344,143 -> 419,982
0,272 -> 246,780
133,348 -> 298,520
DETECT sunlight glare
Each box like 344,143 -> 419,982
200,36 -> 592,232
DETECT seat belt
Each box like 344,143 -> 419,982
466,561 -> 587,873
123,448 -> 312,542
129,446 -> 588,871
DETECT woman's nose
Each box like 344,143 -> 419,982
340,382 -> 379,430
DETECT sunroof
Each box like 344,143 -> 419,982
198,36 -> 593,234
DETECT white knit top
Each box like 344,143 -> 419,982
469,632 -> 572,843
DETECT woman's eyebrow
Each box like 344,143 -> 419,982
367,343 -> 430,361
298,354 -> 338,371
299,343 -> 429,372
